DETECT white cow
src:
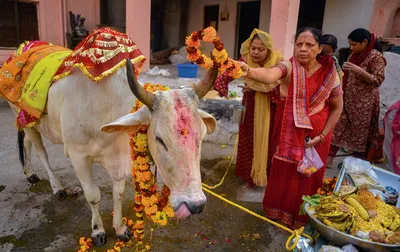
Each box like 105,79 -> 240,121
9,59 -> 217,246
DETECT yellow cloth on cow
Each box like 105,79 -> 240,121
18,50 -> 71,118
240,29 -> 282,186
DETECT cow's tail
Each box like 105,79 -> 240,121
17,130 -> 25,168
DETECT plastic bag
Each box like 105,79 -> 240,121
297,146 -> 324,177
342,244 -> 359,252
319,245 -> 343,252
343,157 -> 379,182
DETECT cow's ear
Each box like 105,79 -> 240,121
198,109 -> 217,134
100,106 -> 151,133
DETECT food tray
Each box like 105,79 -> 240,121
305,203 -> 400,252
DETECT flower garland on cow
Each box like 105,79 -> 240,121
186,27 -> 242,79
130,83 -> 175,250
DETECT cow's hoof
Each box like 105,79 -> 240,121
92,232 -> 107,247
116,227 -> 131,241
27,174 -> 40,184
56,190 -> 68,200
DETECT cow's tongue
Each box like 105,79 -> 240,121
174,204 -> 191,220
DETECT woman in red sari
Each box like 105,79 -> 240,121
239,27 -> 343,228
214,29 -> 281,190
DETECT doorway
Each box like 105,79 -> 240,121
204,5 -> 219,30
99,0 -> 126,32
297,0 -> 326,30
235,1 -> 260,58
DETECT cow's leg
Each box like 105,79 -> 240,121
112,177 -> 130,240
23,128 -> 66,198
70,152 -> 106,247
18,131 -> 40,183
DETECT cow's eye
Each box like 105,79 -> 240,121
156,136 -> 168,151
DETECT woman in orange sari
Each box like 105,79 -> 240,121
239,27 -> 343,228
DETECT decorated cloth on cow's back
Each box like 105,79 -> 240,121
53,27 -> 146,82
0,41 -> 71,128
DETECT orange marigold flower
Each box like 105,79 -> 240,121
133,221 -> 145,230
79,237 -> 86,245
152,211 -> 168,226
141,171 -> 152,182
149,194 -> 159,205
212,48 -> 228,63
139,163 -> 149,171
134,195 -> 142,203
185,35 -> 201,48
139,181 -> 152,189
203,27 -> 217,42
317,188 -> 325,195
134,204 -> 145,212
162,186 -> 170,197
164,206 -> 175,218
187,49 -> 201,62
199,56 -> 213,70
142,196 -> 150,206
136,156 -> 149,165
145,204 -> 158,215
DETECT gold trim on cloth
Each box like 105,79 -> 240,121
52,56 -> 146,83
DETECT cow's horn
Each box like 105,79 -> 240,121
126,59 -> 154,108
193,53 -> 218,99
193,65 -> 218,99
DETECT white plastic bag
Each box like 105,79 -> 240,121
343,157 -> 379,182
147,66 -> 171,76
297,147 -> 324,177
319,245 -> 343,252
342,244 -> 359,252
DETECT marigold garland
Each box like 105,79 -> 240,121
130,83 -> 174,249
185,26 -> 242,79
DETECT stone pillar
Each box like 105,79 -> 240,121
37,0 -> 64,46
268,0 -> 300,60
126,0 -> 151,72
369,0 -> 400,38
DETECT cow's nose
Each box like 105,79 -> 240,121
186,199 -> 207,214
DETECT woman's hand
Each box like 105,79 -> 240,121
343,62 -> 362,75
237,85 -> 252,93
237,61 -> 251,77
305,136 -> 322,148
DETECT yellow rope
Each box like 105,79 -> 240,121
202,187 -> 313,251
200,134 -> 313,251
202,134 -> 239,190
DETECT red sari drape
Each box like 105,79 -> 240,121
263,56 -> 340,227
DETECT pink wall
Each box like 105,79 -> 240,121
269,0 -> 300,60
391,8 -> 400,37
126,0 -> 151,72
369,0 -> 400,38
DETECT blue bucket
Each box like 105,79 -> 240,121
176,64 -> 199,78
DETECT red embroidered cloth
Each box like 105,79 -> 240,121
53,28 -> 146,82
